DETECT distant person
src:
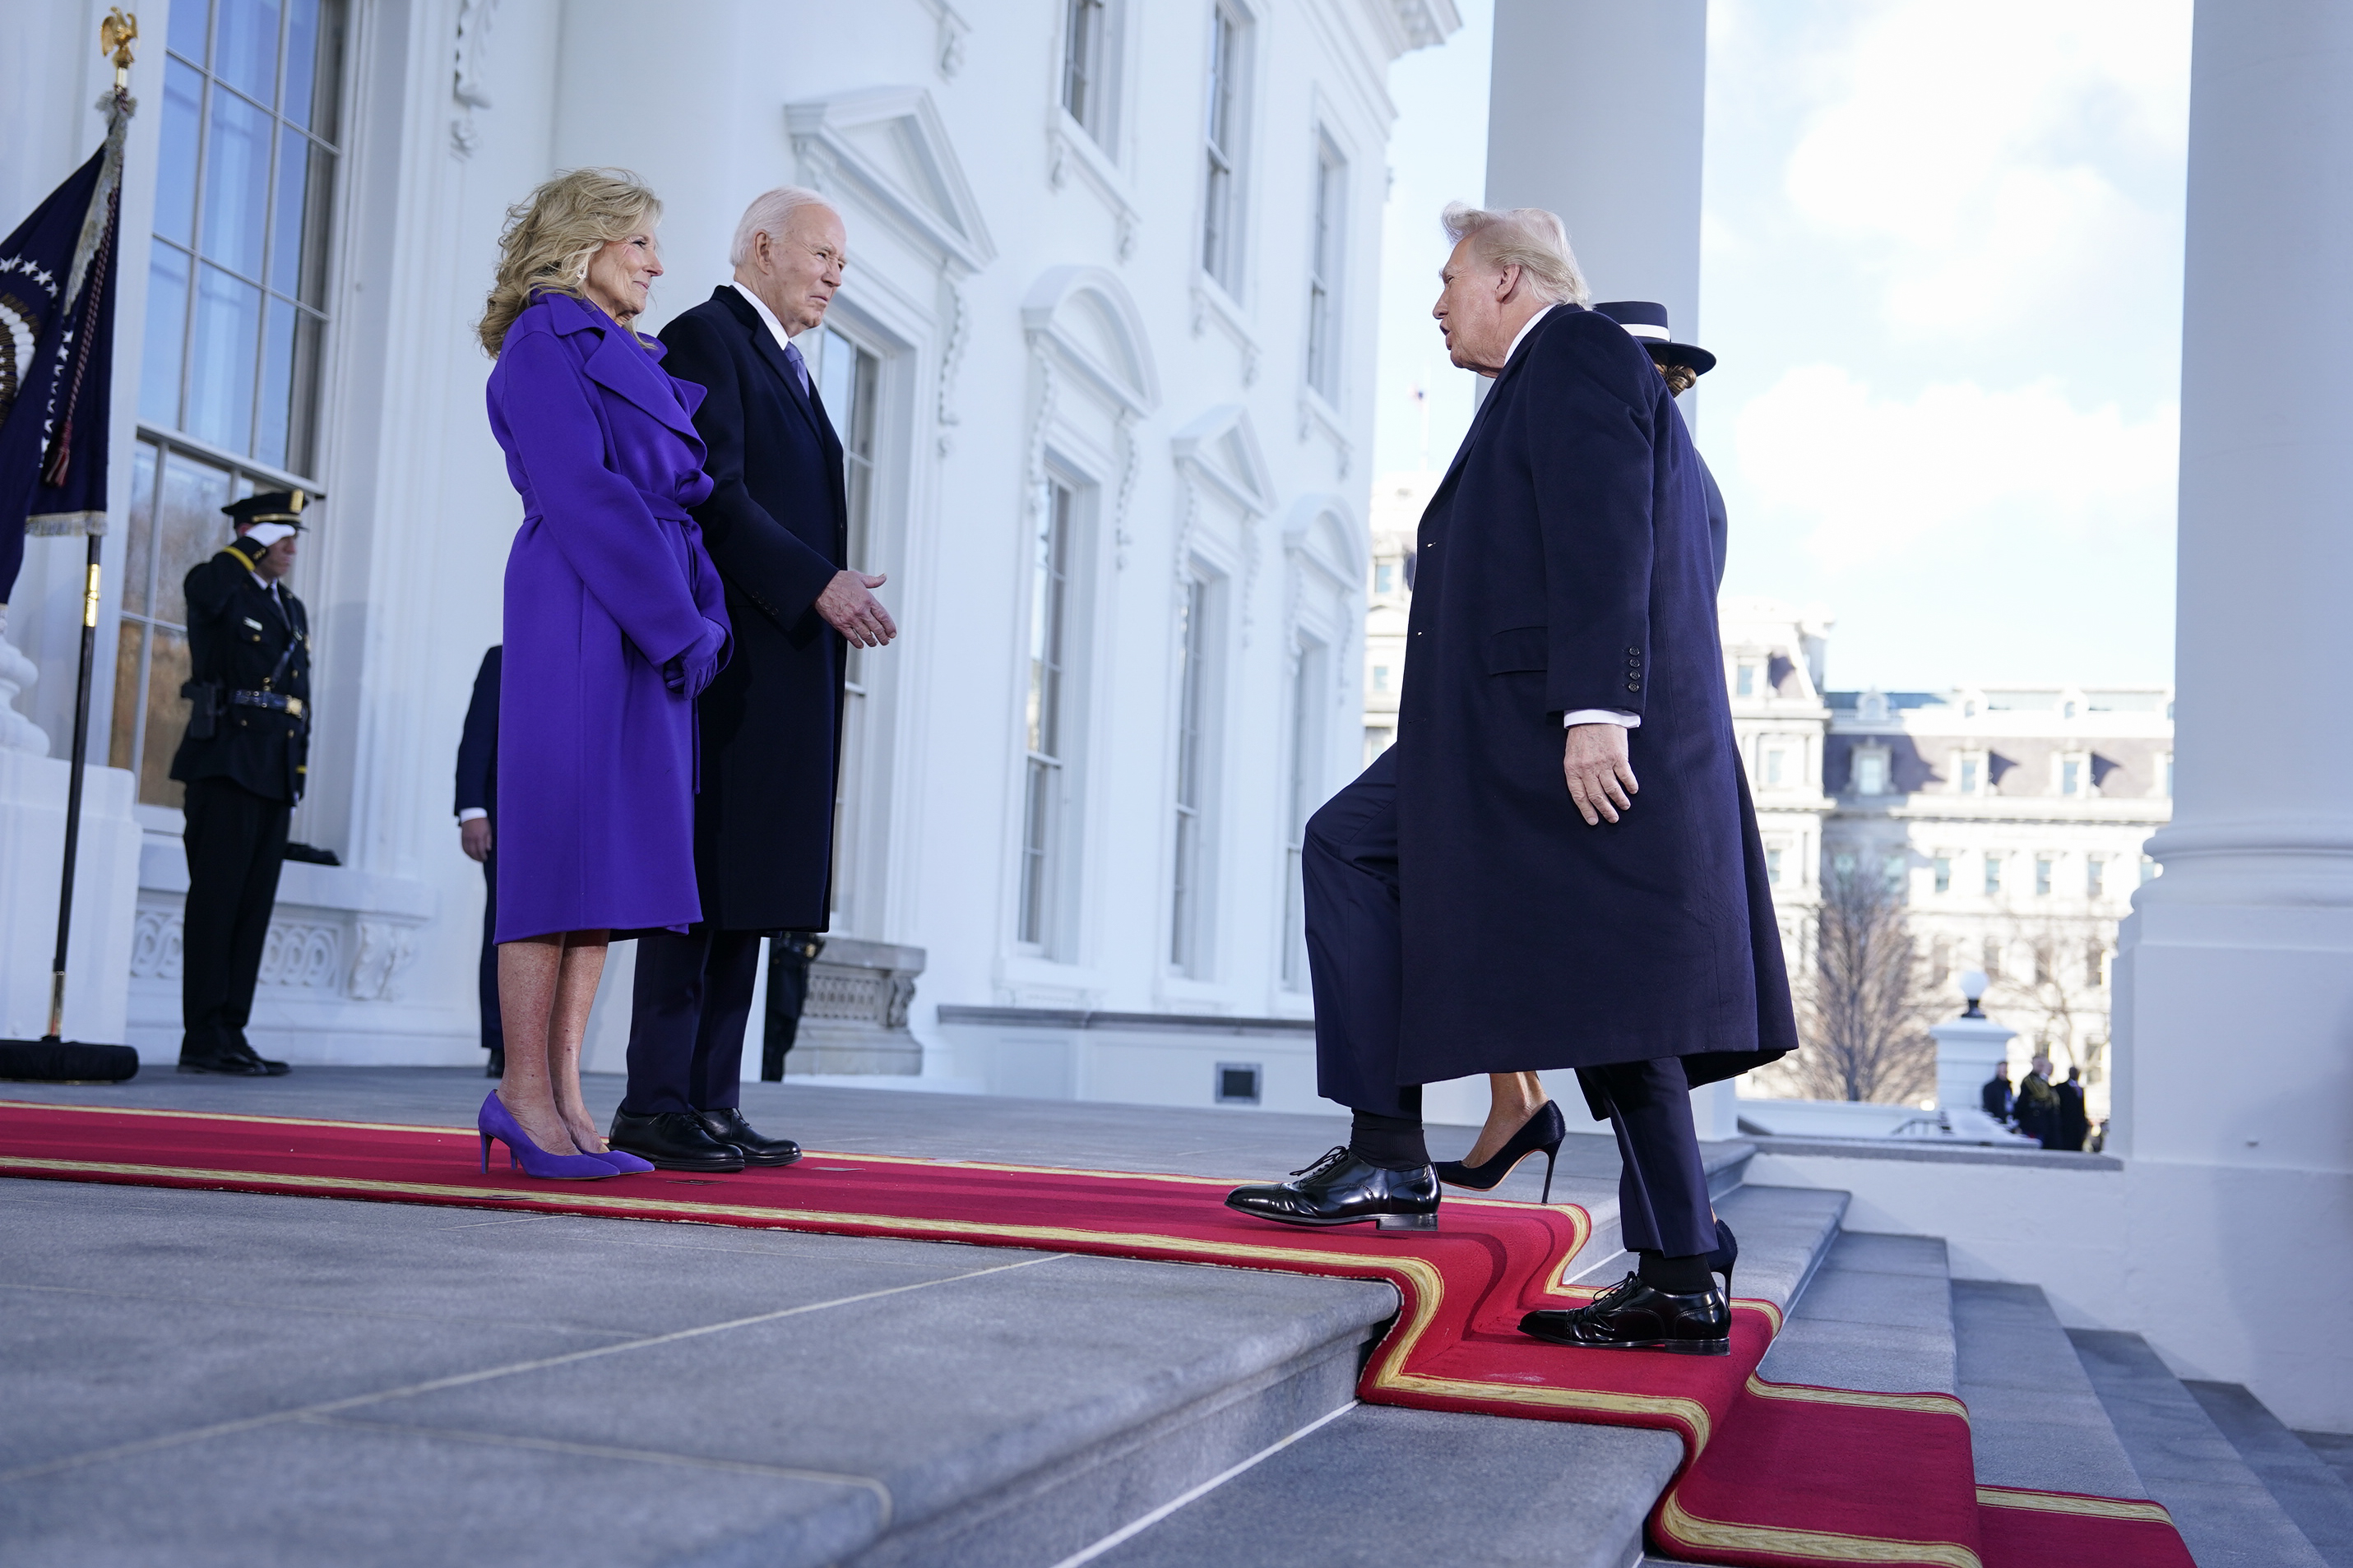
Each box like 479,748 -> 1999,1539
2056,1066 -> 2091,1152
762,932 -> 824,1081
169,490 -> 315,1078
2013,1056 -> 2060,1148
475,167 -> 730,1180
1980,1061 -> 2014,1122
454,645 -> 503,1079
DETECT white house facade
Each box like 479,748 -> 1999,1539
0,0 -> 1461,1098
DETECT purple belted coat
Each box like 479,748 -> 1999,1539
485,291 -> 730,942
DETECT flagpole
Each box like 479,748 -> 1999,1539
0,13 -> 139,1080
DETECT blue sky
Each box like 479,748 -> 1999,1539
1369,0 -> 2191,691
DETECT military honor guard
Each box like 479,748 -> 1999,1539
169,490 -> 316,1076
454,645 -> 504,1077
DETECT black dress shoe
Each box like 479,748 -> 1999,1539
1519,1272 -> 1731,1356
226,1032 -> 290,1075
177,1048 -> 270,1075
608,1109 -> 745,1173
694,1107 -> 802,1167
1225,1147 -> 1439,1231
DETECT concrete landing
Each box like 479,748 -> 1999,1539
0,1070 -> 1754,1567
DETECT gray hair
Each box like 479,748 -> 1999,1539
1440,202 -> 1590,307
730,185 -> 836,268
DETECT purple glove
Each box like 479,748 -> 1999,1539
663,617 -> 729,699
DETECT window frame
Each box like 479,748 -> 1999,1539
1058,0 -> 1123,152
1168,566 -> 1225,978
1017,471 -> 1087,956
1303,131 -> 1347,402
1199,0 -> 1255,297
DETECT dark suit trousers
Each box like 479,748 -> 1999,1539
476,848 -> 503,1055
762,936 -> 816,1081
623,927 -> 762,1115
1309,750 -> 1713,1255
180,777 -> 289,1044
1577,1057 -> 1716,1258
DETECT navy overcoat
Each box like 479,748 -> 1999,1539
1394,304 -> 1795,1085
658,288 -> 848,931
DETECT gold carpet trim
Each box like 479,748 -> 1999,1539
1387,1368 -> 1714,1449
1745,1376 -> 1970,1422
1660,1492 -> 1983,1567
1976,1487 -> 2173,1524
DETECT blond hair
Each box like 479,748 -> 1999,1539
478,168 -> 662,356
1440,202 -> 1590,307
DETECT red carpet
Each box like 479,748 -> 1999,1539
1,1102 -> 2190,1568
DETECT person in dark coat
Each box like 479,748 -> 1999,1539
454,645 -> 503,1078
169,490 -> 315,1076
2013,1056 -> 2060,1148
2055,1065 -> 2091,1152
1229,205 -> 1794,1358
762,932 -> 825,1080
1592,302 -> 1726,590
618,186 -> 896,1171
1981,1061 -> 2015,1122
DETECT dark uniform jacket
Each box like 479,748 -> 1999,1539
658,287 -> 849,932
1394,303 -> 1795,1085
1981,1075 -> 2014,1120
169,536 -> 311,804
455,645 -> 500,820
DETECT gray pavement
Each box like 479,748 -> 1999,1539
0,1068 -> 1762,1566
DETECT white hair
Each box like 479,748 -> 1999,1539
1440,202 -> 1590,306
730,186 -> 836,268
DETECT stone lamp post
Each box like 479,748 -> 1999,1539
1931,969 -> 2017,1115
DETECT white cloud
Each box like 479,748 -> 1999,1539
1731,365 -> 2178,570
1781,0 -> 2190,343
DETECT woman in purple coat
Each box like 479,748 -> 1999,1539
475,169 -> 730,1177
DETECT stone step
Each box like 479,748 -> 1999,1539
1072,1182 -> 1849,1568
1952,1279 -> 2145,1500
2069,1328 -> 2330,1568
2183,1381 -> 2353,1568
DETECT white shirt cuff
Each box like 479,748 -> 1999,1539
456,807 -> 488,824
1563,710 -> 1641,728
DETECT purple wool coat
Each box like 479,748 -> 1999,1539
485,290 -> 730,942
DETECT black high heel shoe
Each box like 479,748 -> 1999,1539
1433,1100 -> 1568,1204
1708,1216 -> 1738,1295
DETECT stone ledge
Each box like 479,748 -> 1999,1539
938,1005 -> 1315,1034
1745,1134 -> 2122,1170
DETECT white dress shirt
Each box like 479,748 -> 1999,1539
731,280 -> 799,351
1498,304 -> 1640,732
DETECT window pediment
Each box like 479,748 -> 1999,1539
786,86 -> 995,273
1022,266 -> 1159,414
1173,404 -> 1274,518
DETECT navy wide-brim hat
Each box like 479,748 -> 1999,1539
1591,300 -> 1716,377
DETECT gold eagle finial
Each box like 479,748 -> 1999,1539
101,11 -> 139,89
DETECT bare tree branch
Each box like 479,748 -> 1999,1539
1791,865 -> 1939,1103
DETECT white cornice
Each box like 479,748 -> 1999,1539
786,86 -> 995,275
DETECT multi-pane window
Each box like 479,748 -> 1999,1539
1363,724 -> 1393,764
2086,941 -> 2106,988
1933,855 -> 1952,894
147,0 -> 344,473
1019,479 -> 1077,949
1201,3 -> 1250,292
1170,575 -> 1213,974
1765,747 -> 1786,786
1304,136 -> 1346,400
2060,756 -> 2082,796
1735,663 -> 1757,696
1958,755 -> 1981,793
2035,856 -> 2054,896
2086,856 -> 2105,899
1852,749 -> 1887,795
1061,0 -> 1116,146
118,0 -> 344,813
1984,855 -> 2003,896
109,445 -> 243,808
1280,643 -> 1324,991
808,323 -> 882,934
1765,847 -> 1783,886
1373,562 -> 1394,594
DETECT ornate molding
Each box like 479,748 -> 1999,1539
350,921 -> 418,1001
786,86 -> 994,273
129,904 -> 423,1000
915,0 -> 970,78
1044,109 -> 1139,262
1296,387 -> 1355,479
1189,277 -> 1260,387
935,273 -> 966,456
1112,409 -> 1141,570
450,0 -> 498,158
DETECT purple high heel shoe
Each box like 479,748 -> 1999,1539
477,1092 -> 619,1180
593,1146 -> 655,1174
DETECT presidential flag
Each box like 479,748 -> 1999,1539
0,89 -> 131,610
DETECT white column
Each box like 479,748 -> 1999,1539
2114,0 -> 2353,1177
1484,0 -> 1708,340
2107,0 -> 2353,1430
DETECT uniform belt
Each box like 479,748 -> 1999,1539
230,689 -> 304,717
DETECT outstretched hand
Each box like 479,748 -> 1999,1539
1563,723 -> 1638,826
818,569 -> 896,648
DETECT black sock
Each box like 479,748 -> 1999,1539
1349,1108 -> 1429,1171
1638,1251 -> 1714,1294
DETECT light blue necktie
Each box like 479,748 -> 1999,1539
781,338 -> 810,398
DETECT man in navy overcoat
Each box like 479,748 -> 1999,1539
1229,206 -> 1795,1357
609,188 -> 898,1173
